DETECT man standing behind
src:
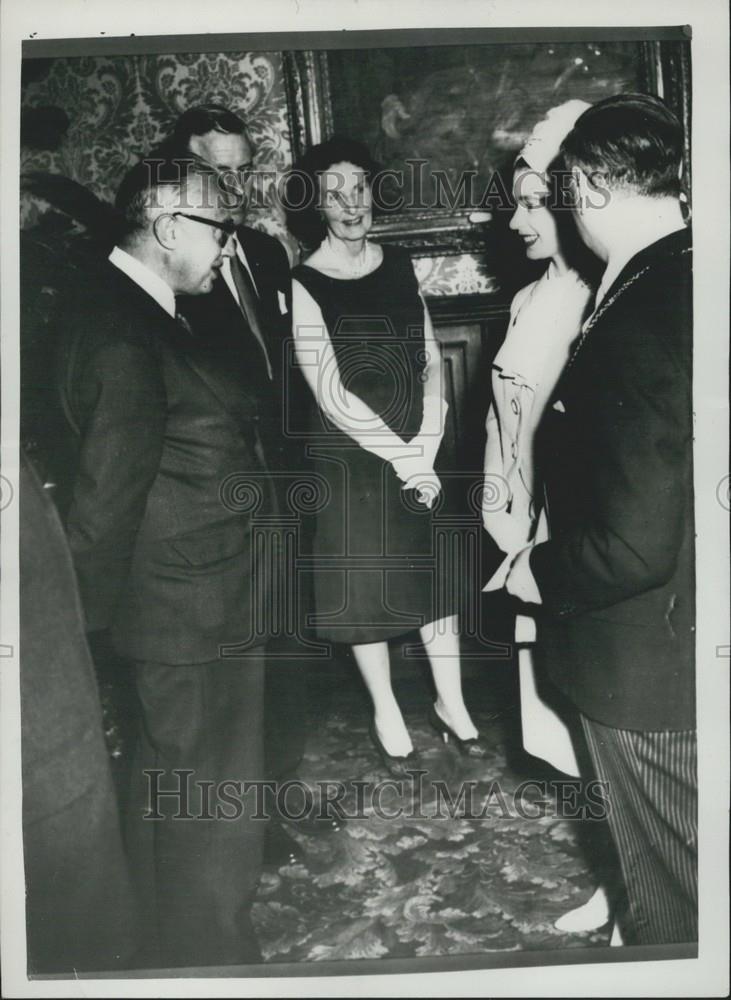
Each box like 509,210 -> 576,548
167,105 -> 338,864
506,94 -> 696,944
56,156 -> 272,967
173,103 -> 292,365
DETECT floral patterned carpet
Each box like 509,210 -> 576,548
252,661 -> 616,965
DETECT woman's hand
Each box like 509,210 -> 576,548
391,454 -> 442,508
404,470 -> 442,509
505,545 -> 543,605
482,507 -> 531,553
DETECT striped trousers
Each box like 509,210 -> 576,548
581,716 -> 697,945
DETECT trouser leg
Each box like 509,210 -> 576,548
264,637 -> 308,785
87,631 -> 140,815
581,715 -> 697,944
127,653 -> 265,968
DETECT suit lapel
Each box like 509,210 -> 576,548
237,226 -> 277,318
169,322 -> 263,431
186,346 -> 259,427
565,228 -> 692,376
104,262 -> 261,432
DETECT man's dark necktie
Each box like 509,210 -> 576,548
229,252 -> 273,379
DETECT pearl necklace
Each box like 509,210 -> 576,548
321,238 -> 376,277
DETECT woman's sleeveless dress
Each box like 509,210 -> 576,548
292,245 -> 456,644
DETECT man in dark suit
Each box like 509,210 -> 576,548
170,106 -> 301,496
56,156 -> 273,967
168,105 -> 340,864
505,94 -> 696,944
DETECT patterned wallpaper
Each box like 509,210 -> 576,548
21,50 -> 298,261
413,254 -> 497,296
21,50 -> 494,295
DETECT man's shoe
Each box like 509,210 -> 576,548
263,821 -> 305,867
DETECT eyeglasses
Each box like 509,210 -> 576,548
171,212 -> 236,244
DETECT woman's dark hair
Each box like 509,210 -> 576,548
560,93 -> 684,198
283,135 -> 381,248
512,155 -> 603,288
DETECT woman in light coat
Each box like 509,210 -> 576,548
483,100 -> 620,938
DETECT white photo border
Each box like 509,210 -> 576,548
1,1 -> 728,997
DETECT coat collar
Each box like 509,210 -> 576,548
104,262 -> 260,428
599,226 -> 692,307
563,226 -> 692,378
102,260 -> 181,334
108,245 -> 176,318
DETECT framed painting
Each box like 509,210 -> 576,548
284,37 -> 690,255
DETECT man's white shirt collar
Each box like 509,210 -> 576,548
108,245 -> 176,319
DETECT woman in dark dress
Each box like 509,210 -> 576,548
286,138 -> 487,775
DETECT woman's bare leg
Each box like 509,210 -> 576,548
420,614 -> 478,740
351,640 -> 413,756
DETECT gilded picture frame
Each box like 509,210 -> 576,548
283,37 -> 690,256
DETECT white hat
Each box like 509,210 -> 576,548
517,99 -> 592,172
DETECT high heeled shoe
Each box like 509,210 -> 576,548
369,721 -> 419,779
428,704 -> 490,759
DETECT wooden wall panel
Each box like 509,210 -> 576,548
427,296 -> 510,470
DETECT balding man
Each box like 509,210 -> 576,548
56,156 -> 273,966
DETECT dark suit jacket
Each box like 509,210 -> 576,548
20,450 -> 138,972
237,223 -> 291,344
530,227 -> 694,732
56,259 -> 275,665
181,225 -> 317,502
